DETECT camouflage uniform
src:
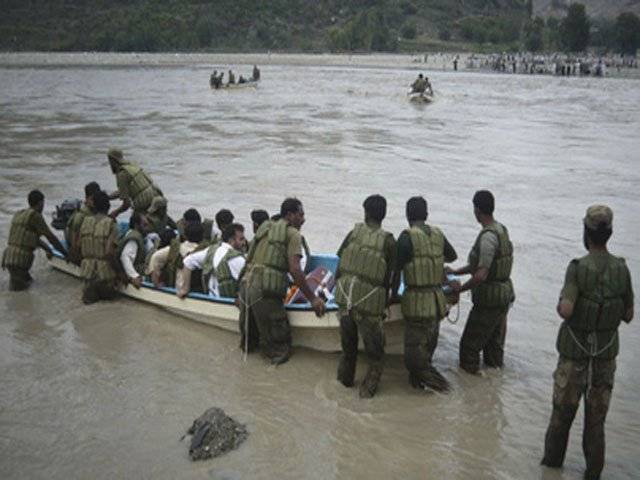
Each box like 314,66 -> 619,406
2,208 -> 51,291
396,223 -> 457,390
459,221 -> 514,373
239,219 -> 303,363
335,221 -> 396,397
542,215 -> 633,480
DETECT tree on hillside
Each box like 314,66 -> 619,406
522,16 -> 544,51
560,3 -> 590,52
616,12 -> 640,54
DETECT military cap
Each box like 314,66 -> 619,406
584,204 -> 613,230
107,148 -> 124,163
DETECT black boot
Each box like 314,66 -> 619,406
337,355 -> 356,387
359,364 -> 383,399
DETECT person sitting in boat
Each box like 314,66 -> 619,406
203,208 -> 235,244
238,75 -> 247,84
117,211 -> 152,289
79,190 -> 120,304
66,181 -> 101,265
425,76 -> 434,95
2,189 -> 68,291
210,70 -> 218,87
239,198 -> 325,364
146,195 -> 177,235
252,65 -> 260,81
176,208 -> 202,239
251,210 -> 269,235
178,223 -> 247,298
148,221 -> 206,291
411,74 -> 427,94
228,70 -> 236,85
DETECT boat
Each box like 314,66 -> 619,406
48,247 -> 405,353
211,80 -> 259,91
408,91 -> 434,104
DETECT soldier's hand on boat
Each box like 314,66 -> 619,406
311,297 -> 326,317
131,276 -> 143,289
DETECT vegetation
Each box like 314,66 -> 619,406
1,1 -> 638,54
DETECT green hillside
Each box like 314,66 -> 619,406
0,0 -> 529,52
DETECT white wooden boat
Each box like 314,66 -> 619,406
211,80 -> 259,90
49,251 -> 405,353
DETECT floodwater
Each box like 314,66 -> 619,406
1,53 -> 639,480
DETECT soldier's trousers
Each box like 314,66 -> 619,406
238,282 -> 260,353
7,267 -> 32,291
459,305 -> 508,373
241,288 -> 291,361
404,317 -> 440,377
82,280 -> 117,304
542,357 -> 616,480
339,311 -> 385,370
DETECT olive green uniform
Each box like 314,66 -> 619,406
542,252 -> 633,479
147,211 -> 177,235
65,204 -> 92,265
117,229 -> 146,278
215,247 -> 244,298
239,219 -> 303,361
79,213 -> 119,303
2,208 -> 51,291
459,221 -> 514,373
335,221 -> 396,395
396,223 -> 457,390
115,162 -> 161,213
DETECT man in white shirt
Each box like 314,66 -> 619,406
147,221 -> 204,291
119,211 -> 152,289
178,223 -> 246,298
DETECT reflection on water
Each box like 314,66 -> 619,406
0,54 -> 639,479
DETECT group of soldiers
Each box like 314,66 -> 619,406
410,73 -> 434,96
1,148 -> 634,480
210,65 -> 260,89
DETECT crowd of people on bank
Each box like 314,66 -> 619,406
210,65 -> 260,89
1,146 -> 634,480
465,52 -> 638,76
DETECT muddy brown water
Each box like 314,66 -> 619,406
1,53 -> 639,479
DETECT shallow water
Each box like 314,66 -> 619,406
1,53 -> 639,480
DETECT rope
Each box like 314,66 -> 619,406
445,301 -> 460,325
566,326 -> 617,392
337,277 -> 379,313
237,268 -> 262,362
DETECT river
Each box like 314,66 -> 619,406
0,53 -> 638,480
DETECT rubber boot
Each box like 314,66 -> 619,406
410,367 -> 451,393
337,355 -> 356,388
359,364 -> 383,399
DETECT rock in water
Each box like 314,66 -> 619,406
186,407 -> 248,461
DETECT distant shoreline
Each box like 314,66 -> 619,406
1,52 -> 638,79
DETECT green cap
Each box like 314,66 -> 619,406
107,148 -> 124,163
584,204 -> 613,230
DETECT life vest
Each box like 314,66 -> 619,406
468,222 -> 514,308
117,229 -> 146,277
556,254 -> 630,360
119,163 -> 158,212
248,219 -> 290,299
79,214 -> 118,282
215,247 -> 244,298
66,205 -> 91,264
335,223 -> 389,317
401,225 -> 448,320
2,209 -> 41,270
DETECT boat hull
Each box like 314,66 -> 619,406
49,256 -> 405,354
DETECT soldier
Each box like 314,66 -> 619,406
450,190 -> 514,374
66,181 -> 101,265
2,190 -> 67,291
79,191 -> 120,304
239,198 -> 325,364
392,196 -> 458,392
146,195 -> 177,235
541,205 -> 634,480
107,148 -> 162,218
202,209 -> 234,244
411,73 -> 427,94
117,211 -> 152,289
335,194 -> 396,398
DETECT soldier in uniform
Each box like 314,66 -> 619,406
117,211 -> 152,289
335,194 -> 396,398
239,198 -> 325,364
146,195 -> 176,235
2,190 -> 67,291
79,191 -> 120,304
541,205 -> 634,480
66,181 -> 101,265
392,196 -> 458,392
450,190 -> 514,374
106,148 -> 162,218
